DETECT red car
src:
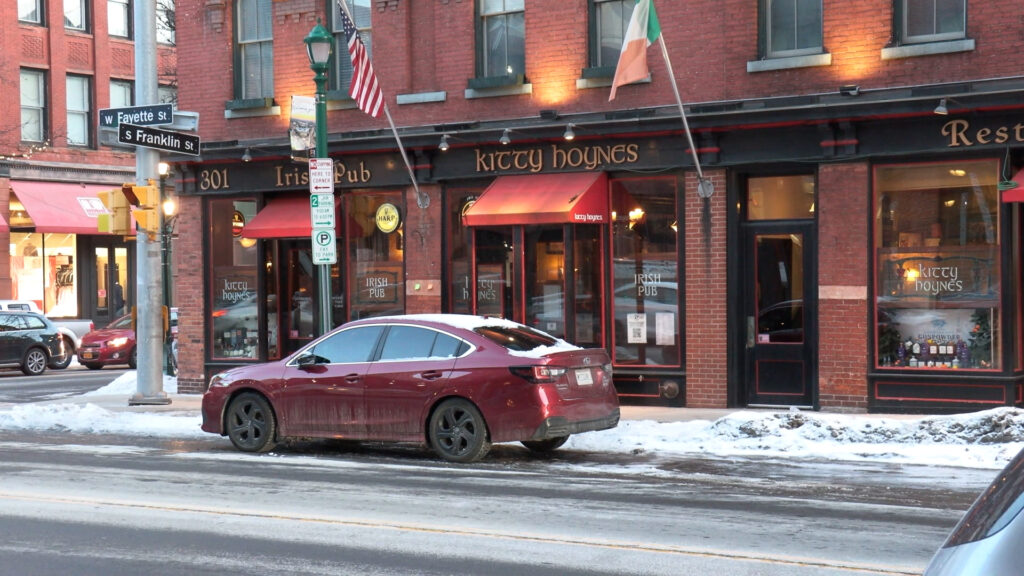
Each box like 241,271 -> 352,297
77,309 -> 178,370
201,314 -> 620,462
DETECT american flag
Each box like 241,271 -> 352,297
338,3 -> 383,118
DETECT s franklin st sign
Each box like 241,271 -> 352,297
118,123 -> 201,156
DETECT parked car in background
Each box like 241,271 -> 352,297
0,300 -> 93,369
78,308 -> 178,370
0,311 -> 67,375
202,314 -> 620,462
924,445 -> 1024,575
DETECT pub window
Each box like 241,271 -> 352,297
329,0 -> 373,97
346,192 -> 405,320
209,198 -> 259,360
235,0 -> 274,101
610,177 -> 680,367
19,0 -> 43,24
763,0 -> 823,58
588,0 -> 633,72
874,160 -> 1001,371
20,69 -> 46,143
476,0 -> 525,80
898,0 -> 965,45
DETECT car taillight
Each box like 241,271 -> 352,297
510,365 -> 567,384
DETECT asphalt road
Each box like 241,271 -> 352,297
0,425 -> 993,576
0,365 -> 129,403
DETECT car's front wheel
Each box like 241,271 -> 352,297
21,347 -> 48,376
521,436 -> 569,453
428,398 -> 491,463
225,392 -> 277,453
48,336 -> 74,369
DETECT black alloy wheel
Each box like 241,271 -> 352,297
428,398 -> 491,463
226,392 -> 277,453
521,436 -> 569,453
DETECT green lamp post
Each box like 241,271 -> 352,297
304,21 -> 334,337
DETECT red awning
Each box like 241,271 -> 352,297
462,172 -> 609,227
0,213 -> 8,233
242,195 -> 361,238
10,181 -> 115,234
1002,168 -> 1024,203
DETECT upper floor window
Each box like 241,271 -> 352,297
110,79 -> 133,108
108,0 -> 130,38
765,0 -> 822,58
902,0 -> 965,44
65,0 -> 87,31
590,0 -> 632,69
236,0 -> 273,100
330,0 -> 372,96
66,75 -> 92,147
20,70 -> 47,143
157,0 -> 175,45
159,84 -> 177,104
19,0 -> 43,24
478,0 -> 525,78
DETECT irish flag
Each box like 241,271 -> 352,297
609,0 -> 662,101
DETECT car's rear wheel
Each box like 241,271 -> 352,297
83,362 -> 103,370
226,392 -> 277,453
521,436 -> 569,453
128,347 -> 137,369
21,347 -> 48,376
48,336 -> 74,369
428,398 -> 491,463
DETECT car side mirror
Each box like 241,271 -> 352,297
296,352 -> 318,368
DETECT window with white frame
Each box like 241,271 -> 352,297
479,0 -> 525,78
157,0 -> 175,45
766,0 -> 822,58
65,0 -> 87,31
330,0 -> 372,95
591,0 -> 632,69
901,0 -> 965,44
236,0 -> 274,100
108,0 -> 130,37
110,80 -> 133,109
19,0 -> 43,24
20,70 -> 46,143
66,75 -> 92,147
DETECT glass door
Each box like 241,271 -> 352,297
93,244 -> 130,327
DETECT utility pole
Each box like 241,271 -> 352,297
129,0 -> 169,405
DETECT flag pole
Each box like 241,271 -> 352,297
656,37 -> 708,192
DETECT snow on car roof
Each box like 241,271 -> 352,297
368,314 -> 582,358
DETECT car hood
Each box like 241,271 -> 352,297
82,328 -> 134,344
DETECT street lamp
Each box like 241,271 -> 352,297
157,161 -> 176,375
304,21 -> 334,337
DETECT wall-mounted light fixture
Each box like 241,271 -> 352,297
499,129 -> 511,146
563,123 -> 576,141
838,85 -> 860,97
934,98 -> 949,115
241,148 -> 252,162
438,134 -> 450,151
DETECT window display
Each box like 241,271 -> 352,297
347,192 -> 405,320
874,160 -> 1000,370
210,199 -> 259,360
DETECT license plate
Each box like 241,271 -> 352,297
80,351 -> 95,359
575,368 -> 593,386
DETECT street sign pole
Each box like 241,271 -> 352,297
128,0 -> 169,406
309,158 -> 335,336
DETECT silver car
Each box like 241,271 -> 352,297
924,446 -> 1024,575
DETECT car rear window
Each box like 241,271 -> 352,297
944,448 -> 1024,547
475,325 -> 559,352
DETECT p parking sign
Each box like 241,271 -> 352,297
312,228 -> 337,265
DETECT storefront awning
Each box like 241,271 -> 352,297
462,172 -> 609,227
1001,168 -> 1024,203
10,181 -> 114,234
242,195 -> 361,238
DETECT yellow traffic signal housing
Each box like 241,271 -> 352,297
96,188 -> 132,235
126,182 -> 162,235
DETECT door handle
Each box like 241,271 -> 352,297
344,373 -> 361,383
746,316 -> 756,349
421,370 -> 443,380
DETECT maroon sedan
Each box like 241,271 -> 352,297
202,314 -> 620,462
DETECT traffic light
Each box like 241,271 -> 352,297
126,181 -> 161,236
97,188 -> 132,235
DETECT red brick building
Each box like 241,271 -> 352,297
1,0 -> 176,330
172,0 -> 1024,412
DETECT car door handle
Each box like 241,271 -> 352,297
344,373 -> 361,383
422,370 -> 443,380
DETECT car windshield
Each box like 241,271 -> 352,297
944,447 -> 1024,547
475,324 -> 559,352
108,315 -> 133,329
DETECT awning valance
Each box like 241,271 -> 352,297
462,172 -> 609,227
10,181 -> 114,234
